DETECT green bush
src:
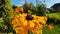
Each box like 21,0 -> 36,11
0,0 -> 14,33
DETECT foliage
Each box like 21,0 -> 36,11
23,2 -> 47,16
0,0 -> 13,33
36,4 -> 47,16
23,2 -> 29,13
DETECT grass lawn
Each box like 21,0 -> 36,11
46,13 -> 60,19
43,24 -> 60,34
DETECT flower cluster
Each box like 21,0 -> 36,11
11,12 -> 48,34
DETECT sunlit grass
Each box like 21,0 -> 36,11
43,24 -> 60,34
46,13 -> 60,19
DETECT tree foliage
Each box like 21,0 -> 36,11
36,4 -> 47,16
23,2 -> 47,16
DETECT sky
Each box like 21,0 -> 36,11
12,0 -> 60,8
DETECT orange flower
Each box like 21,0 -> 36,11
23,20 -> 27,26
15,27 -> 24,34
13,24 -> 18,29
31,24 -> 42,34
13,6 -> 24,13
44,24 -> 53,30
29,21 -> 35,28
11,13 -> 48,34
11,19 -> 17,25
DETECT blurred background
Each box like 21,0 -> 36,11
0,0 -> 60,34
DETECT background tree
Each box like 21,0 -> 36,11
47,8 -> 56,13
23,2 -> 29,13
36,4 -> 47,16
